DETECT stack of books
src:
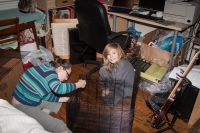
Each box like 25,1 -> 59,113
49,6 -> 75,20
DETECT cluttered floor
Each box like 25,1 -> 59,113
50,63 -> 192,133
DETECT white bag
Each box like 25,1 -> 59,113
22,46 -> 54,66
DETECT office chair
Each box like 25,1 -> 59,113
75,0 -> 132,79
0,17 -> 21,52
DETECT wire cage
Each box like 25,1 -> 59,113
66,74 -> 137,133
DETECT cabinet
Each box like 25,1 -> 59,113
36,0 -> 74,29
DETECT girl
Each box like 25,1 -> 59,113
11,55 -> 86,133
99,43 -> 135,106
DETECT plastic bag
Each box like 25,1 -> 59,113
160,36 -> 183,55
152,30 -> 183,55
126,27 -> 142,42
139,71 -> 173,95
22,45 -> 54,66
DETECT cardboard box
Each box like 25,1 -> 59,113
56,0 -> 73,7
140,29 -> 186,68
47,0 -> 56,9
46,0 -> 73,8
0,68 -> 15,102
0,52 -> 24,103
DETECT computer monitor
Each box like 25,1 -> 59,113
112,0 -> 134,9
138,0 -> 165,14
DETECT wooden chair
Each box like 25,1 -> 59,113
0,17 -> 21,51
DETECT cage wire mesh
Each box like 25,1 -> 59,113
66,74 -> 135,133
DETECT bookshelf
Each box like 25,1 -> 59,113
36,0 -> 74,30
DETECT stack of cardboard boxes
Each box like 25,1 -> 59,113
0,50 -> 24,103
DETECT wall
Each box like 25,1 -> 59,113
134,23 -> 155,36
0,0 -> 18,10
100,0 -> 140,5
108,16 -> 155,37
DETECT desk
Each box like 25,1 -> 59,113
108,12 -> 190,70
0,8 -> 45,50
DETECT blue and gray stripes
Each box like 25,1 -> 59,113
13,63 -> 76,106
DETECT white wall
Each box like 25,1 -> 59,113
0,0 -> 18,10
134,23 -> 156,36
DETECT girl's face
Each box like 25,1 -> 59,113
107,49 -> 119,64
57,67 -> 71,82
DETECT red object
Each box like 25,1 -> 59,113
23,61 -> 33,67
66,7 -> 74,18
148,42 -> 153,46
98,0 -> 104,3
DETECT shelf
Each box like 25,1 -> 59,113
36,0 -> 74,30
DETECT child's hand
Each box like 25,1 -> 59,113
76,79 -> 86,88
102,87 -> 110,96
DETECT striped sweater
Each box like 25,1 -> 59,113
12,63 -> 76,106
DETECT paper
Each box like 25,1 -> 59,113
169,65 -> 200,89
178,64 -> 200,72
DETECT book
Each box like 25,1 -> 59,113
58,10 -> 70,19
66,7 -> 73,18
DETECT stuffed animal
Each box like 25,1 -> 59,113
18,0 -> 36,13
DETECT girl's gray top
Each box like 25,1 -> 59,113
99,59 -> 135,106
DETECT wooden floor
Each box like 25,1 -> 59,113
51,63 -> 192,133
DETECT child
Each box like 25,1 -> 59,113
11,55 -> 86,133
99,43 -> 135,106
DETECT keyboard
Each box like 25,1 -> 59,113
128,55 -> 167,83
108,7 -> 131,14
129,12 -> 163,21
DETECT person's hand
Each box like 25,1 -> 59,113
75,79 -> 86,89
101,87 -> 110,96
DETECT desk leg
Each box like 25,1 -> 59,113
169,30 -> 178,70
113,15 -> 116,32
185,25 -> 195,61
132,22 -> 135,28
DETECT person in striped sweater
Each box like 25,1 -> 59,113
11,55 -> 86,133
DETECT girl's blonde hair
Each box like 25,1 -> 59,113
102,43 -> 126,74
